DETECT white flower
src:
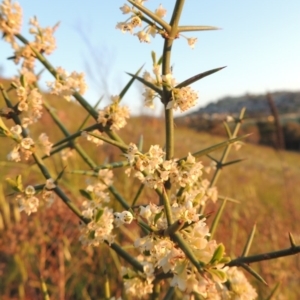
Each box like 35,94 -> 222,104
162,73 -> 176,88
38,133 -> 53,156
119,4 -> 131,14
21,137 -> 34,150
10,125 -> 22,136
79,207 -> 115,246
25,185 -> 35,196
47,67 -> 87,101
130,16 -> 142,28
114,210 -> 134,227
45,178 -> 56,190
0,0 -> 22,45
16,185 -> 39,215
135,30 -> 150,43
97,96 -> 130,131
155,4 -> 167,18
187,37 -> 197,49
116,22 -> 134,34
170,86 -> 199,112
7,146 -> 21,162
227,267 -> 258,299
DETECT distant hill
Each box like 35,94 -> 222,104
191,91 -> 300,118
176,91 -> 300,151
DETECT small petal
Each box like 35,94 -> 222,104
187,37 -> 197,49
135,30 -> 150,43
155,4 -> 167,18
119,4 -> 131,14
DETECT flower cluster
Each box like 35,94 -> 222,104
7,125 -> 34,161
126,203 -> 225,297
167,86 -> 199,112
114,210 -> 134,227
142,69 -> 199,112
38,133 -> 53,156
163,73 -> 199,112
142,68 -> 162,108
13,74 -> 44,127
116,3 -> 167,44
121,266 -> 154,299
47,67 -> 87,101
42,178 -> 56,207
117,2 -> 197,48
16,185 -> 39,215
0,0 -> 22,47
15,178 -> 56,215
125,144 -> 215,202
79,169 -> 116,246
81,130 -> 104,146
97,96 -> 130,131
12,16 -> 58,70
226,267 -> 258,299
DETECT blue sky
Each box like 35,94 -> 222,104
0,0 -> 299,115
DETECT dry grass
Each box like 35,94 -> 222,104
1,82 -> 300,298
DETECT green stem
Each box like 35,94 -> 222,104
210,108 -> 245,187
33,153 -> 88,222
200,108 -> 245,214
227,244 -> 300,267
161,0 -> 186,227
104,271 -> 110,299
163,287 -> 175,300
43,100 -> 97,169
151,281 -> 161,300
108,241 -> 144,272
162,0 -> 185,160
171,232 -> 203,273
162,187 -> 173,225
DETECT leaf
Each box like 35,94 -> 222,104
138,135 -> 143,152
241,224 -> 256,257
0,116 -> 10,133
16,175 -> 23,191
154,211 -> 164,224
176,66 -> 226,88
95,209 -> 104,222
6,177 -> 22,192
223,121 -> 232,138
209,243 -> 225,264
209,199 -> 227,241
119,64 -> 144,101
178,25 -> 221,32
151,51 -> 156,65
218,256 -> 231,264
126,72 -> 163,96
241,263 -> 268,286
265,283 -> 280,300
77,96 -> 103,131
88,230 -> 95,239
222,158 -> 246,167
207,268 -> 227,282
55,166 -> 66,182
131,184 -> 144,208
178,134 -> 250,162
157,55 -> 163,65
79,189 -> 93,200
289,232 -> 296,248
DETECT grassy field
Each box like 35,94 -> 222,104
0,81 -> 300,299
